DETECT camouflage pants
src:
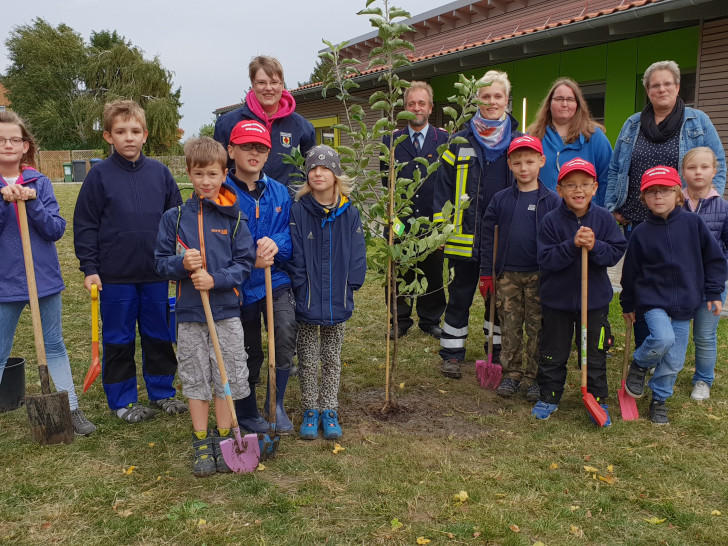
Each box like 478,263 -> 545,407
496,270 -> 541,383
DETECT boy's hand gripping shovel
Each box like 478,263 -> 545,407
580,247 -> 608,426
258,266 -> 281,461
618,319 -> 639,420
477,225 -> 503,389
200,288 -> 260,472
82,284 -> 101,393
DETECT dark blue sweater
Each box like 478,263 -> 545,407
620,206 -> 727,320
73,153 -> 182,283
685,193 -> 728,264
538,201 -> 627,312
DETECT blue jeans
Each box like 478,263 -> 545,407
692,282 -> 728,387
633,308 -> 690,401
0,292 -> 78,410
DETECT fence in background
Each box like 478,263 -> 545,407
38,150 -> 186,181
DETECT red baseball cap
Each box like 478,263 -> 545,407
558,158 -> 596,182
229,120 -> 271,148
508,135 -> 543,156
640,165 -> 681,191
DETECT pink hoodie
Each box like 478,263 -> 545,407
244,88 -> 297,132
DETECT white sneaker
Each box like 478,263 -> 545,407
691,381 -> 711,401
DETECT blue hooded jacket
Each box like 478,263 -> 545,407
289,193 -> 367,325
0,168 -> 66,303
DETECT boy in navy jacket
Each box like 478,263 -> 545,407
479,136 -> 560,401
74,100 -> 184,422
225,120 -> 297,434
621,166 -> 726,424
533,158 -> 627,424
155,138 -> 256,476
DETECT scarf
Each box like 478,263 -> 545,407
640,96 -> 685,143
470,111 -> 511,162
244,88 -> 297,132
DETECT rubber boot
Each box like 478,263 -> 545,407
264,367 -> 294,433
234,385 -> 269,433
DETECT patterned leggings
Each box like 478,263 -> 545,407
296,321 -> 346,411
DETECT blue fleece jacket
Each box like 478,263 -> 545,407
227,171 -> 293,304
73,152 -> 182,284
538,200 -> 627,312
480,181 -> 561,277
0,168 -> 66,303
620,206 -> 727,320
154,185 -> 255,323
288,193 -> 367,325
214,104 -> 315,186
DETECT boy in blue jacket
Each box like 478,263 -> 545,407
225,120 -> 297,434
74,100 -> 185,423
533,158 -> 627,424
479,136 -> 560,401
621,165 -> 726,424
155,138 -> 256,477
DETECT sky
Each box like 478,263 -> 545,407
0,0 -> 448,141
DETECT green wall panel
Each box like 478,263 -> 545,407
561,45 -> 608,82
637,26 -> 699,72
511,54 -> 560,130
605,38 -> 639,145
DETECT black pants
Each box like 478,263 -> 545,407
387,249 -> 445,331
537,305 -> 610,404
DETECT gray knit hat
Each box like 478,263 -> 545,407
305,145 -> 342,176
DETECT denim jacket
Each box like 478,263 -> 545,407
604,107 -> 726,211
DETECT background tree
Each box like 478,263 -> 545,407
198,121 -> 215,139
298,56 -> 334,87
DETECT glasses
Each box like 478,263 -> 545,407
253,80 -> 283,89
648,82 -> 675,91
552,97 -> 576,104
643,188 -> 674,197
561,182 -> 594,192
0,137 -> 25,146
236,143 -> 270,153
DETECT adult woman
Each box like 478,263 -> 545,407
214,55 -> 316,188
605,60 -> 726,237
433,70 -> 521,380
529,77 -> 613,206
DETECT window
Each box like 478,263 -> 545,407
579,82 -> 606,125
310,116 -> 339,147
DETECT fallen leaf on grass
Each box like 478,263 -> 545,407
156,476 -> 161,481
453,490 -> 469,502
390,518 -> 403,530
607,464 -> 614,473
583,465 -> 599,473
197,518 -> 206,526
148,443 -> 155,447
583,455 -> 591,461
644,517 -> 666,524
254,519 -> 262,525
711,510 -> 722,516
509,524 -> 520,533
416,537 -> 431,544
399,382 -> 405,389
123,466 -> 137,475
598,475 -> 616,485
549,462 -> 559,470
473,531 -> 481,537
533,542 -> 546,546
570,525 -> 584,538
118,509 -> 132,518
707,414 -> 721,421
570,505 -> 579,512
256,463 -> 266,471
332,443 -> 345,454
438,389 -> 447,394
41,522 -> 51,530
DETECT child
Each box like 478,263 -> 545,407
621,165 -> 726,424
533,158 -> 627,425
0,111 -> 95,436
155,137 -> 256,476
74,100 -> 186,422
682,148 -> 728,401
288,146 -> 366,440
479,136 -> 560,401
225,120 -> 297,434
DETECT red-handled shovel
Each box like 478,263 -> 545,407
580,247 -> 608,426
618,319 -> 639,420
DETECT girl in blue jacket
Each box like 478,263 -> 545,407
289,146 -> 366,441
621,166 -> 726,425
0,111 -> 95,435
681,148 -> 728,401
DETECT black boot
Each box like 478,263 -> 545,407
264,368 -> 294,433
234,385 -> 269,433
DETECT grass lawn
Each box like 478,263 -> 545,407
1,182 -> 727,545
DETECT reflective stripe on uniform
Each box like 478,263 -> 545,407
442,322 -> 468,337
440,337 -> 466,348
444,244 -> 473,258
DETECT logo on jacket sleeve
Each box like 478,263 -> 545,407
307,231 -> 314,240
275,206 -> 282,213
281,132 -> 292,148
210,228 -> 228,235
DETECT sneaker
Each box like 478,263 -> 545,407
588,403 -> 612,427
496,377 -> 520,397
531,400 -> 558,420
211,430 -> 232,473
320,409 -> 342,440
440,358 -> 462,379
649,399 -> 669,425
691,381 -> 711,401
625,362 -> 649,398
300,409 -> 320,440
525,383 -> 541,403
192,431 -> 216,477
151,397 -> 189,415
70,408 -> 96,436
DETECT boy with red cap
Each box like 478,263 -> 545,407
532,158 -> 627,424
225,120 -> 297,434
479,136 -> 560,400
620,165 -> 726,424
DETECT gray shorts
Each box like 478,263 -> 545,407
177,318 -> 250,401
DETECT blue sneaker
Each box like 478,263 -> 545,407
299,409 -> 320,440
320,409 -> 342,440
589,403 -> 612,427
531,400 -> 558,420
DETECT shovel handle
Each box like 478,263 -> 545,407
487,225 -> 498,351
91,284 -> 99,343
264,266 -> 277,427
622,318 -> 632,383
16,200 -> 51,394
580,246 -> 588,390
